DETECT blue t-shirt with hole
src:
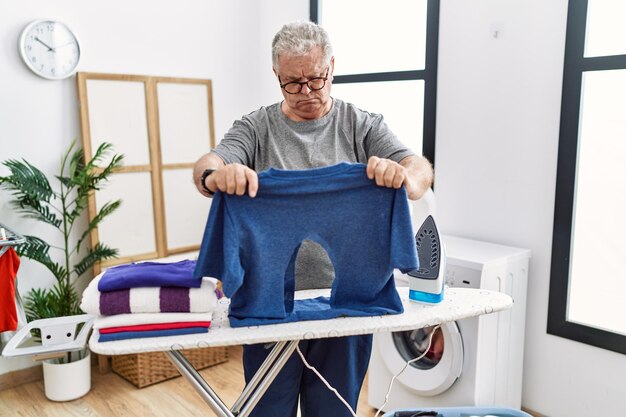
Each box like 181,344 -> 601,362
194,162 -> 419,327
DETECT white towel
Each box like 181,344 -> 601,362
80,272 -> 219,316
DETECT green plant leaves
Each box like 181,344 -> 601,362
0,159 -> 55,202
0,159 -> 62,227
15,235 -> 68,281
73,242 -> 118,277
63,142 -> 124,225
1,141 -> 124,321
76,200 -> 122,252
24,283 -> 81,322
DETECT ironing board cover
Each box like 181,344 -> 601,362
89,287 -> 512,355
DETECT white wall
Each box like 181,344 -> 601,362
0,0 -> 306,375
436,1 -> 626,416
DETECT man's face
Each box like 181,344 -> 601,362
274,46 -> 334,121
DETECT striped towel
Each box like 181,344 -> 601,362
81,273 -> 219,316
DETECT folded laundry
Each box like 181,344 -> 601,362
93,311 -> 214,329
81,274 -> 218,316
99,321 -> 212,334
98,326 -> 210,342
98,259 -> 201,292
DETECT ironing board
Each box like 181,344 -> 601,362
89,286 -> 512,417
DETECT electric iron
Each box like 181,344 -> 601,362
397,189 -> 446,303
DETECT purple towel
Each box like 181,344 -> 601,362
98,260 -> 201,292
99,287 -> 193,316
159,287 -> 190,312
100,290 -> 132,315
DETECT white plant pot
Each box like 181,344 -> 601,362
42,350 -> 91,401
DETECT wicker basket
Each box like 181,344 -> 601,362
111,346 -> 229,388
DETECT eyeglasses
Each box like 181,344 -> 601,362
278,68 -> 330,94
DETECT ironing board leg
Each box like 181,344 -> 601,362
165,341 -> 299,417
237,340 -> 299,417
231,341 -> 290,414
165,350 -> 235,417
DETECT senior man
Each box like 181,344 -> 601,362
193,20 -> 433,417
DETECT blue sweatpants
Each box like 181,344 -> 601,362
243,334 -> 373,417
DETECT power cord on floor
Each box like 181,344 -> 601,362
294,324 -> 442,417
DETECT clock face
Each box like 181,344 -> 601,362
19,20 -> 80,80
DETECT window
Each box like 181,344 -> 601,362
310,0 -> 439,163
548,0 -> 626,354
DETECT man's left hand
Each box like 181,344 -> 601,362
366,156 -> 406,190
366,155 -> 433,200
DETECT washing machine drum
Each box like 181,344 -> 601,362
377,321 -> 463,396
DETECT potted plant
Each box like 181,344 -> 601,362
0,140 -> 123,401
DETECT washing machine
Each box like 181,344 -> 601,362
368,234 -> 530,412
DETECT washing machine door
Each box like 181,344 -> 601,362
376,321 -> 463,396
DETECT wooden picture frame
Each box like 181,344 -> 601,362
77,72 -> 216,274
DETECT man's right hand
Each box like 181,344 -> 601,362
201,163 -> 259,198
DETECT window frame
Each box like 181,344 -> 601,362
310,0 -> 440,167
548,0 -> 626,354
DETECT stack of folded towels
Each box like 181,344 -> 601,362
81,259 -> 221,342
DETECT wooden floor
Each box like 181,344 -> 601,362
0,345 -> 379,417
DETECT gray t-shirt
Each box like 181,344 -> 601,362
212,98 -> 414,290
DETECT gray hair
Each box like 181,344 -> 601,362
271,21 -> 333,70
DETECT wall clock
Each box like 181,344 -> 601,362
19,20 -> 81,80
